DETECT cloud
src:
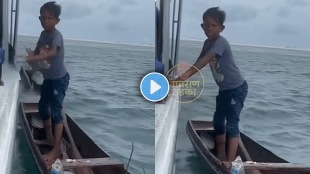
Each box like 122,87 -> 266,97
116,0 -> 138,6
224,4 -> 258,22
267,0 -> 309,19
275,7 -> 291,18
181,2 -> 259,24
274,23 -> 299,35
61,1 -> 92,19
273,0 -> 309,18
108,6 -> 121,16
286,0 -> 309,7
20,0 -> 43,16
105,21 -> 127,32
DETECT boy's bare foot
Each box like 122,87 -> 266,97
42,147 -> 62,170
222,161 -> 232,169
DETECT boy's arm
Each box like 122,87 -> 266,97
31,32 -> 43,55
33,46 -> 40,55
174,51 -> 216,81
26,44 -> 58,63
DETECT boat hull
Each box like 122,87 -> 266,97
19,102 -> 128,174
186,120 -> 310,174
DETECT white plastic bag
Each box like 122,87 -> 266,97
50,159 -> 64,174
230,156 -> 245,174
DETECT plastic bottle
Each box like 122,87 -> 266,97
230,156 -> 245,174
50,159 -> 64,174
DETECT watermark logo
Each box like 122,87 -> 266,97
167,62 -> 204,103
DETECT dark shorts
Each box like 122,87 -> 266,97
39,73 -> 70,125
213,81 -> 248,138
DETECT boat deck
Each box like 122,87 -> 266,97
0,63 -> 20,174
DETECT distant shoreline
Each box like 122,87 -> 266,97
181,38 -> 310,52
17,34 -> 310,51
18,34 -> 154,48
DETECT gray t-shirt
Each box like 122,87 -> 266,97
36,29 -> 67,80
198,36 -> 244,90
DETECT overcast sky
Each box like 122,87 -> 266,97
18,0 -> 154,45
18,0 -> 310,49
182,0 -> 310,49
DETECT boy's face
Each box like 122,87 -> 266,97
39,10 -> 59,33
201,16 -> 224,40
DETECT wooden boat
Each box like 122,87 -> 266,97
19,102 -> 130,174
19,67 -> 130,174
186,120 -> 310,174
19,66 -> 42,92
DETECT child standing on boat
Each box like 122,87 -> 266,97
171,7 -> 248,165
26,1 -> 69,170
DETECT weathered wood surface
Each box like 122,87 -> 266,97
62,158 -> 124,168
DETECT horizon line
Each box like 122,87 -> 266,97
17,34 -> 310,52
180,38 -> 310,52
18,33 -> 155,47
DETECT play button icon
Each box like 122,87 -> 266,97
150,80 -> 161,94
140,72 -> 169,102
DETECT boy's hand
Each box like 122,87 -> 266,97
26,54 -> 38,63
27,51 -> 34,57
25,48 -> 36,63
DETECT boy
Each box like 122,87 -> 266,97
26,1 -> 69,169
172,7 -> 248,165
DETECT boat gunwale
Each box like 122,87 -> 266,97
19,102 -> 48,174
186,120 -> 228,174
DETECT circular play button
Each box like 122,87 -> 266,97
140,72 -> 169,102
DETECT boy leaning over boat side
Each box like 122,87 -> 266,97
26,1 -> 70,170
170,7 -> 248,166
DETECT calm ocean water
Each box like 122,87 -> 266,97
9,36 -> 310,174
175,40 -> 310,173
12,35 -> 155,174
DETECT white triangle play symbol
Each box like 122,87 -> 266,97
150,80 -> 161,94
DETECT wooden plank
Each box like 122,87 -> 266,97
238,138 -> 252,162
192,120 -> 213,131
239,137 -> 262,174
24,108 -> 38,114
61,158 -> 123,168
244,162 -> 310,171
195,127 -> 214,131
62,113 -> 94,174
19,67 -> 32,89
23,103 -> 38,113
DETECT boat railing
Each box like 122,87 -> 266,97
9,0 -> 19,63
170,0 -> 182,70
155,0 -> 183,75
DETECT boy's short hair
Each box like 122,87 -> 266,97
203,7 -> 226,26
40,1 -> 61,18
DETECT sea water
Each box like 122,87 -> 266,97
12,35 -> 155,174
